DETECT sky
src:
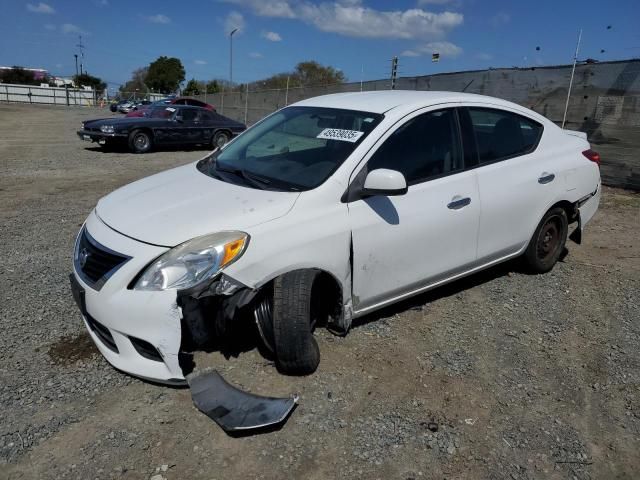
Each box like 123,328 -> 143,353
0,0 -> 638,93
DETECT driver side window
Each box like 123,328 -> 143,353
367,109 -> 462,185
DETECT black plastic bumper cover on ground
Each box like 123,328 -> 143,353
188,370 -> 298,433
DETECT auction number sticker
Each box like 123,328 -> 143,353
317,128 -> 364,143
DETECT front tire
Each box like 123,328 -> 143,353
128,129 -> 153,154
524,207 -> 568,273
271,270 -> 321,375
212,131 -> 230,149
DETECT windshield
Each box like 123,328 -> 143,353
198,106 -> 383,191
147,106 -> 175,119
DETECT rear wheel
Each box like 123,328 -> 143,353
264,270 -> 321,375
128,129 -> 153,153
524,207 -> 568,273
212,131 -> 230,149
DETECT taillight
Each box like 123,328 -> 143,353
582,149 -> 600,166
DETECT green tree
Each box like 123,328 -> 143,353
183,78 -> 201,96
294,61 -> 345,86
205,79 -> 220,94
74,73 -> 106,93
145,56 -> 185,94
0,66 -> 42,85
120,67 -> 149,95
250,61 -> 346,91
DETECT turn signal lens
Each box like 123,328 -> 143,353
222,238 -> 246,268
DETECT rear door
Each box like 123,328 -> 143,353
461,106 -> 558,261
348,107 -> 480,312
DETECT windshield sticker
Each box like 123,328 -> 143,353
317,128 -> 364,143
165,107 -> 176,112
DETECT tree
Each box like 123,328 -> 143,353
145,56 -> 185,94
0,66 -> 42,85
74,73 -> 106,93
205,79 -> 221,94
182,78 -> 201,96
250,61 -> 346,91
120,67 -> 149,95
294,61 -> 345,86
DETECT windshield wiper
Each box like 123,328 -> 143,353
215,164 -> 270,190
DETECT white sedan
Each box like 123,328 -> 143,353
70,91 -> 601,383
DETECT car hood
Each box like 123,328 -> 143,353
84,117 -> 162,128
95,162 -> 300,247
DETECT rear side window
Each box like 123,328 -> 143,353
468,108 -> 542,163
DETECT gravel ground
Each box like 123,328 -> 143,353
1,103 -> 639,480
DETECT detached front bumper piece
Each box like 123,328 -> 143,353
188,370 -> 298,433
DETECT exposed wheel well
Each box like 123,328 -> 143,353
548,200 -> 577,224
255,269 -> 343,329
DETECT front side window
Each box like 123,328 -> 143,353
468,108 -> 543,163
148,107 -> 175,119
198,106 -> 383,191
180,109 -> 199,122
367,109 -> 462,185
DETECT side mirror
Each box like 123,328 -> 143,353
362,169 -> 407,196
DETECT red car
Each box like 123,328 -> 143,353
126,97 -> 215,117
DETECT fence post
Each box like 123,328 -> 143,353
285,76 -> 290,106
244,84 -> 249,125
5,85 -> 9,103
65,86 -> 69,106
28,87 -> 32,104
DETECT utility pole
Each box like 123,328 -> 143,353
76,35 -> 85,76
74,54 -> 79,80
229,28 -> 238,87
562,28 -> 583,129
390,56 -> 398,90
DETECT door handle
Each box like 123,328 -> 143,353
538,172 -> 555,184
447,196 -> 471,210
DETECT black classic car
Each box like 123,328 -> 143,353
78,105 -> 246,153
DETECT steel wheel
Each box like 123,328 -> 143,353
536,215 -> 562,262
524,207 -> 568,274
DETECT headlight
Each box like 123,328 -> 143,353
100,125 -> 115,133
133,231 -> 249,291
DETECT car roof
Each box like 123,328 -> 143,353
292,90 -> 528,115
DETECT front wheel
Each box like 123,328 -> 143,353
523,207 -> 568,273
212,131 -> 230,149
128,129 -> 153,154
270,270 -> 321,375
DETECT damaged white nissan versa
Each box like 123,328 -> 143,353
70,91 -> 601,383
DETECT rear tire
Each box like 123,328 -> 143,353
524,207 -> 568,273
212,131 -> 230,149
128,129 -> 153,154
272,270 -> 321,375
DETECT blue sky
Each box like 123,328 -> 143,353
0,0 -> 638,93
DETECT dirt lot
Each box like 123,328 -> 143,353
1,103 -> 639,480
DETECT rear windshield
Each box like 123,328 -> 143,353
198,106 -> 383,191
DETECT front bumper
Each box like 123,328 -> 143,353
77,130 -> 127,143
70,210 -> 185,383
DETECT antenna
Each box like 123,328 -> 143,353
562,28 -> 582,129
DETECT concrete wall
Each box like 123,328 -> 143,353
197,59 -> 640,191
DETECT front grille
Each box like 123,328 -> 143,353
85,313 -> 119,353
74,227 -> 130,291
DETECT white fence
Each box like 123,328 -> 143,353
0,83 -> 97,106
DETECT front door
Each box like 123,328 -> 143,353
348,108 -> 480,312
